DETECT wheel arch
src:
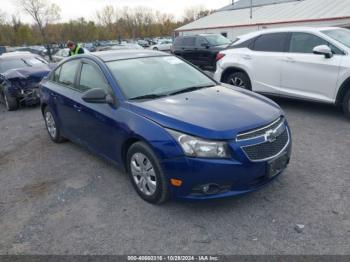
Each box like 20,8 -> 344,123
220,66 -> 251,83
336,77 -> 350,106
41,103 -> 48,116
121,137 -> 141,171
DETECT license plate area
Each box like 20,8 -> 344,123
267,153 -> 289,178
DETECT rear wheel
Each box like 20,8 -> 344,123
3,89 -> 18,111
224,72 -> 252,90
44,107 -> 66,143
127,142 -> 169,204
153,47 -> 159,51
343,89 -> 350,119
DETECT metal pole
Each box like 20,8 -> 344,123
250,0 -> 253,19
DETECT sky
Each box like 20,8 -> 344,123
2,0 -> 232,23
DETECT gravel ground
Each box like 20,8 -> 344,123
0,98 -> 349,255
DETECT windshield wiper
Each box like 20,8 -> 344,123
166,84 -> 215,96
129,93 -> 168,100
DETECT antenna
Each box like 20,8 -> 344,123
250,0 -> 253,19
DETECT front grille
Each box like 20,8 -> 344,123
242,128 -> 289,161
237,117 -> 284,141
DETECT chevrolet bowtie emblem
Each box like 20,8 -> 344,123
265,129 -> 278,143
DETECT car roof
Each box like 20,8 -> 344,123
177,34 -> 221,38
237,26 -> 344,39
91,49 -> 169,62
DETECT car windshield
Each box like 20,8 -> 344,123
0,58 -> 29,73
204,35 -> 231,46
322,29 -> 350,48
107,56 -> 216,100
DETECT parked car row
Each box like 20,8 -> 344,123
172,27 -> 350,118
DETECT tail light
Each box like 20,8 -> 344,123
216,53 -> 225,62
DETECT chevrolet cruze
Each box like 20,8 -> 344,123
40,50 -> 292,204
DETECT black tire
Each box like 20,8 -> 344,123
43,107 -> 66,143
3,89 -> 18,111
153,47 -> 159,51
224,72 -> 252,90
343,89 -> 350,119
126,142 -> 169,204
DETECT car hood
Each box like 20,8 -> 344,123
0,65 -> 51,80
128,85 -> 282,140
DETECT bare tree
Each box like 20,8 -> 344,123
0,11 -> 7,24
96,5 -> 119,40
96,5 -> 116,27
18,0 -> 60,39
18,0 -> 60,60
183,5 -> 211,23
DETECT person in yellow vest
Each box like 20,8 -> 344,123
67,41 -> 84,56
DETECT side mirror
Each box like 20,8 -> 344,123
82,88 -> 115,105
313,45 -> 333,59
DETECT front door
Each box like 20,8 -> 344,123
280,32 -> 342,103
74,60 -> 120,161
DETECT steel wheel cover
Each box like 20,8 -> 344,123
130,153 -> 157,196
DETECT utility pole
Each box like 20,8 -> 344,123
250,0 -> 253,19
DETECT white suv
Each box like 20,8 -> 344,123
214,27 -> 350,118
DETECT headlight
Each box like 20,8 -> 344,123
167,129 -> 230,158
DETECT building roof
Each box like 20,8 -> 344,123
176,0 -> 350,32
219,0 -> 300,11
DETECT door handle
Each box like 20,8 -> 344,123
50,92 -> 57,98
242,55 -> 252,60
284,57 -> 296,63
73,104 -> 82,112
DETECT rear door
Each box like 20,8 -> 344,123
249,32 -> 289,94
280,32 -> 343,102
173,37 -> 184,57
182,36 -> 197,64
195,36 -> 211,67
47,59 -> 83,142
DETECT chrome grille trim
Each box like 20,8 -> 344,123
236,117 -> 284,141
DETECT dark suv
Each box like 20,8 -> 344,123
172,34 -> 231,70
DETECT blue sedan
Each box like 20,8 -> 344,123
40,50 -> 291,204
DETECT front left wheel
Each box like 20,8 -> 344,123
343,89 -> 350,119
127,142 -> 169,204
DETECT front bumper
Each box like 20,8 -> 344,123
10,87 -> 41,106
161,126 -> 292,200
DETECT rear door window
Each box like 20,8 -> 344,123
173,37 -> 184,47
183,37 -> 196,47
252,33 -> 289,52
57,60 -> 79,87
